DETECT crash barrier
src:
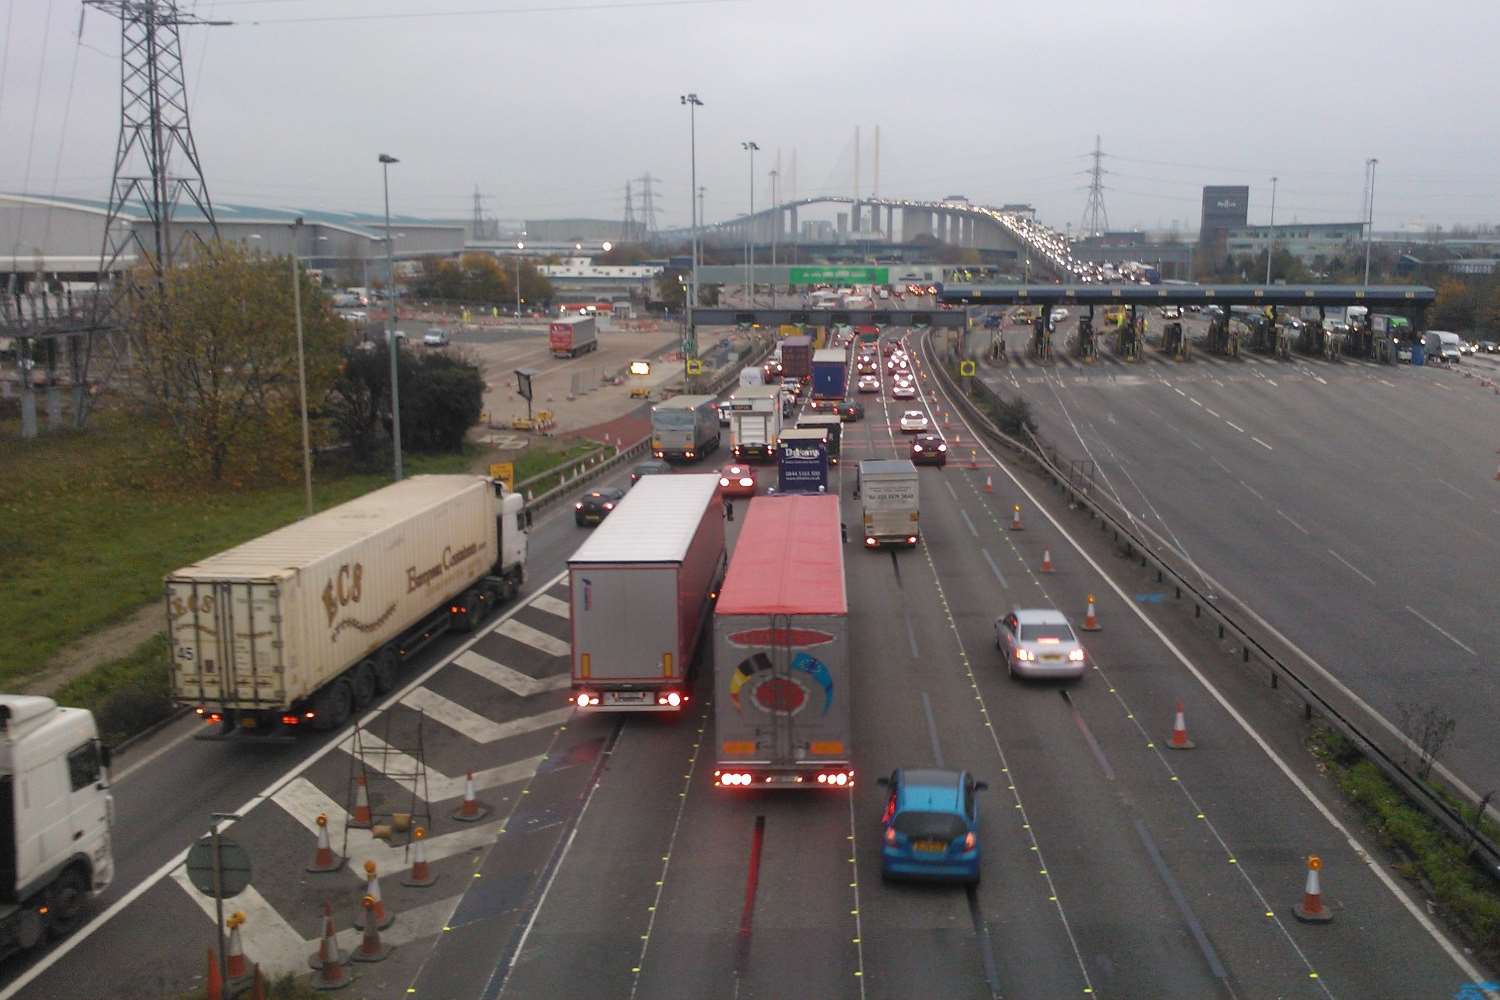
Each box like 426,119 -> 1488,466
920,328 -> 1500,874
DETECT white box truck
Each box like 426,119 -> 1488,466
728,384 -> 783,462
857,459 -> 920,548
1423,330 -> 1462,363
712,494 -> 852,788
168,476 -> 528,737
0,696 -> 113,959
569,475 -> 726,712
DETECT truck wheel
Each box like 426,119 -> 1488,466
312,678 -> 353,730
46,868 -> 89,939
373,648 -> 400,693
350,661 -> 378,708
460,589 -> 482,632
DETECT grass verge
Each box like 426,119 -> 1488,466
180,971 -> 323,1000
54,634 -> 172,747
1311,726 -> 1500,967
515,440 -> 617,499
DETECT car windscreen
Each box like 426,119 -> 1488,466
1019,624 -> 1075,642
893,810 -> 966,841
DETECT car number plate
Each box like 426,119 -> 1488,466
1042,654 -> 1062,662
606,691 -> 650,705
913,839 -> 945,853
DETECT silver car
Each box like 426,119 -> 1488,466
995,608 -> 1087,679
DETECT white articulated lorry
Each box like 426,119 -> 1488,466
168,475 -> 528,737
568,475 -> 726,712
0,696 -> 113,960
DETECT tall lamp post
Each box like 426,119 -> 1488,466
515,242 -> 525,318
770,168 -> 778,308
1363,158 -> 1379,286
378,152 -> 403,481
290,218 -> 313,517
1265,176 -> 1278,286
742,141 -> 759,307
680,93 -> 703,373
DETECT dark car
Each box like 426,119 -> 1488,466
836,401 -> 864,422
878,768 -> 986,883
574,486 -> 625,526
910,433 -> 947,465
630,459 -> 672,484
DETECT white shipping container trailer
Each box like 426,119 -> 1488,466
168,475 -> 527,738
569,475 -> 726,712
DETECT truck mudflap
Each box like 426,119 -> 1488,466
712,764 -> 855,789
569,686 -> 691,712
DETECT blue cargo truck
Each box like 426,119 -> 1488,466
775,428 -> 829,494
811,348 -> 849,400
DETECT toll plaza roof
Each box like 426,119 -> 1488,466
692,308 -> 966,329
939,284 -> 1435,309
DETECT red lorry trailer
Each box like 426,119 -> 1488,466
568,475 -> 726,711
712,493 -> 852,788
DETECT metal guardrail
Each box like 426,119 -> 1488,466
919,329 -> 1500,882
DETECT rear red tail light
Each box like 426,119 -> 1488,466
884,827 -> 897,844
281,714 -> 301,727
963,832 -> 976,851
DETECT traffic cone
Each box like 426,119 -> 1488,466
451,771 -> 489,822
307,813 -> 344,873
224,911 -> 250,983
251,965 -> 267,1000
309,904 -> 354,991
969,449 -> 978,470
206,947 -> 223,1000
351,895 -> 394,963
1293,855 -> 1334,923
1009,504 -> 1023,530
353,861 -> 394,930
348,775 -> 373,829
307,900 -> 349,971
402,826 -> 438,888
1167,701 -> 1195,749
1080,593 -> 1101,631
1040,549 -> 1054,573
984,474 -> 993,493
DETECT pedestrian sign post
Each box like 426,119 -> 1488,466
686,359 -> 704,375
959,360 -> 977,377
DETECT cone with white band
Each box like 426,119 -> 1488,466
1167,700 -> 1195,749
984,474 -> 993,493
224,911 -> 252,985
348,775 -> 373,829
451,770 -> 489,822
1080,593 -> 1101,631
1009,504 -> 1023,530
1040,549 -> 1054,573
351,895 -> 394,963
307,813 -> 344,873
352,860 -> 394,930
1293,855 -> 1334,923
307,900 -> 348,970
402,826 -> 438,888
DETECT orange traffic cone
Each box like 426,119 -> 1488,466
307,813 -> 344,873
1009,504 -> 1023,530
353,861 -> 394,930
1293,855 -> 1334,923
224,912 -> 250,982
984,474 -> 993,493
351,895 -> 394,963
451,771 -> 489,822
309,904 -> 354,991
1080,593 -> 1101,631
402,826 -> 438,888
1168,701 -> 1195,749
307,900 -> 348,971
968,449 -> 978,470
349,775 -> 373,829
1040,549 -> 1054,573
206,947 -> 223,1000
251,965 -> 267,1000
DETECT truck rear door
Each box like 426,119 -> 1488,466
168,578 -> 285,711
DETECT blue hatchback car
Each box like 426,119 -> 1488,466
878,768 -> 986,884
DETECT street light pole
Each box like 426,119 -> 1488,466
1363,158 -> 1379,286
379,153 -> 403,481
770,168 -> 778,308
1265,176 -> 1278,286
680,93 -> 703,372
290,218 -> 313,517
742,141 -> 758,307
515,241 -> 525,318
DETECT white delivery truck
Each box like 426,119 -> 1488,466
1423,330 -> 1463,363
168,476 -> 528,737
738,366 -> 765,388
712,494 -> 852,788
569,475 -> 726,712
0,696 -> 113,959
728,384 -> 783,462
857,459 -> 920,548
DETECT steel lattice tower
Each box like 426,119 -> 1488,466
635,172 -> 660,235
1080,135 -> 1110,237
622,180 -> 636,242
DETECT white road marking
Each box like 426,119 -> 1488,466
454,650 -> 571,698
1205,407 -> 1220,417
1274,508 -> 1310,535
1189,397 -> 1203,406
1327,549 -> 1376,586
401,686 -> 569,744
1265,378 -> 1277,386
1314,375 -> 1328,385
114,721 -> 199,783
1251,436 -> 1273,451
1173,387 -> 1187,396
923,347 -> 1494,988
981,548 -> 1008,588
1404,606 -> 1478,656
959,508 -> 979,537
169,870 -> 308,974
494,618 -> 571,657
1211,457 -> 1233,474
1238,481 -> 1265,500
1224,420 -> 1245,433
1436,478 -> 1475,501
530,593 -> 572,618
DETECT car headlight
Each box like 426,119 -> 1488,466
912,444 -> 922,452
719,477 -> 730,486
739,477 -> 753,487
1068,648 -> 1086,662
937,444 -> 947,452
603,503 -> 614,510
575,502 -> 584,510
1015,649 -> 1036,661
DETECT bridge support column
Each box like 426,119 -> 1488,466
887,206 -> 895,239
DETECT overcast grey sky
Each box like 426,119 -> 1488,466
2,0 -> 1497,234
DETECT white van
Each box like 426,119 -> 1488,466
1423,330 -> 1462,364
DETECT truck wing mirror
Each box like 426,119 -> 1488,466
973,781 -> 989,792
99,743 -> 113,770
524,509 -> 534,529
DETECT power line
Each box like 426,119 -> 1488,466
242,0 -> 746,25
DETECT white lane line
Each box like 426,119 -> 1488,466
1405,606 -> 1478,657
981,548 -> 1008,588
1379,378 -> 1396,388
494,618 -> 571,658
1174,387 -> 1187,397
170,870 -> 308,974
454,650 -> 571,698
1436,478 -> 1476,501
0,573 -> 572,1000
1210,457 -> 1233,474
1251,436 -> 1273,451
944,478 -> 959,500
1238,480 -> 1265,500
1275,508 -> 1310,535
530,593 -> 571,618
1224,421 -> 1245,433
959,507 -> 979,537
114,720 -> 199,783
922,346 -> 1494,989
1314,375 -> 1328,385
1205,407 -> 1220,417
1189,397 -> 1203,406
1327,549 -> 1376,586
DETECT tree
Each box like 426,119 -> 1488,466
1431,278 -> 1477,332
125,243 -> 345,483
656,268 -> 688,310
328,347 -> 391,466
401,353 -> 485,452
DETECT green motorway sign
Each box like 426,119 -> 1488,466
789,266 -> 890,285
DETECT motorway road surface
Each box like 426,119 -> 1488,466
3,330 -> 1493,999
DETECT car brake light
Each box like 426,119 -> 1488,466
603,503 -> 614,510
720,477 -> 730,486
865,537 -> 877,547
281,714 -> 301,727
884,827 -> 897,845
574,502 -> 583,509
739,478 -> 753,487
1068,648 -> 1086,662
963,832 -> 976,851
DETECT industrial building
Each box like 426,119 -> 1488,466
1225,222 -> 1365,264
1200,186 -> 1250,247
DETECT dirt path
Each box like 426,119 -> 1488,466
21,604 -> 165,697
